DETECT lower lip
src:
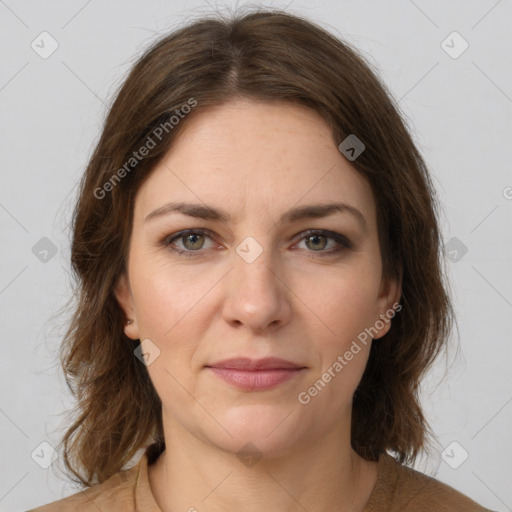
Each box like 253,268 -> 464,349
206,367 -> 305,390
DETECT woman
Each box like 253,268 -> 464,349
28,8 -> 493,512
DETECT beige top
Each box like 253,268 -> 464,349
27,445 -> 494,512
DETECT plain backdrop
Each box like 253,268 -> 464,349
1,0 -> 511,510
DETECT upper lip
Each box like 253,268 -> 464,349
206,357 -> 305,370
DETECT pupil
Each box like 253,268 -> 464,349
309,235 -> 325,250
186,234 -> 202,249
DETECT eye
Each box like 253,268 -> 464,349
293,230 -> 352,257
164,229 -> 217,257
161,228 -> 352,258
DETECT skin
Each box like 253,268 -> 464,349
115,98 -> 401,512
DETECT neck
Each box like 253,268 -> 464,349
148,414 -> 378,512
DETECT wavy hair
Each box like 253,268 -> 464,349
57,7 -> 454,486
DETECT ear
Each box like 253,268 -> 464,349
114,272 -> 140,340
372,272 -> 402,340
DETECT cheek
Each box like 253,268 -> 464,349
130,253 -> 213,339
301,265 -> 380,345
129,261 -> 209,406
299,276 -> 376,411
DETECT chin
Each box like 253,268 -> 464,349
198,403 -> 311,460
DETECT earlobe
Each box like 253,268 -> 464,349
114,273 -> 139,340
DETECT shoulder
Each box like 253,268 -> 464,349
368,453 -> 495,512
25,463 -> 140,512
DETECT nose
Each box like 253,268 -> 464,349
221,241 -> 292,333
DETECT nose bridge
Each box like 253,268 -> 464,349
223,232 -> 290,330
233,233 -> 281,298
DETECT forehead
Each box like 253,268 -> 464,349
134,99 -> 376,229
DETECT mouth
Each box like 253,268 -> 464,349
205,357 -> 307,391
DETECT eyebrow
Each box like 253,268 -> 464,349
144,201 -> 367,232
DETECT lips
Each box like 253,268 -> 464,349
205,357 -> 307,391
206,357 -> 305,371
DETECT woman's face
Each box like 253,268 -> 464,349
115,99 -> 400,457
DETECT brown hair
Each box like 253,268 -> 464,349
57,7 -> 454,486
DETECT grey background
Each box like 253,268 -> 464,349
1,0 -> 511,510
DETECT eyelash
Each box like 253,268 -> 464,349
162,228 -> 352,258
